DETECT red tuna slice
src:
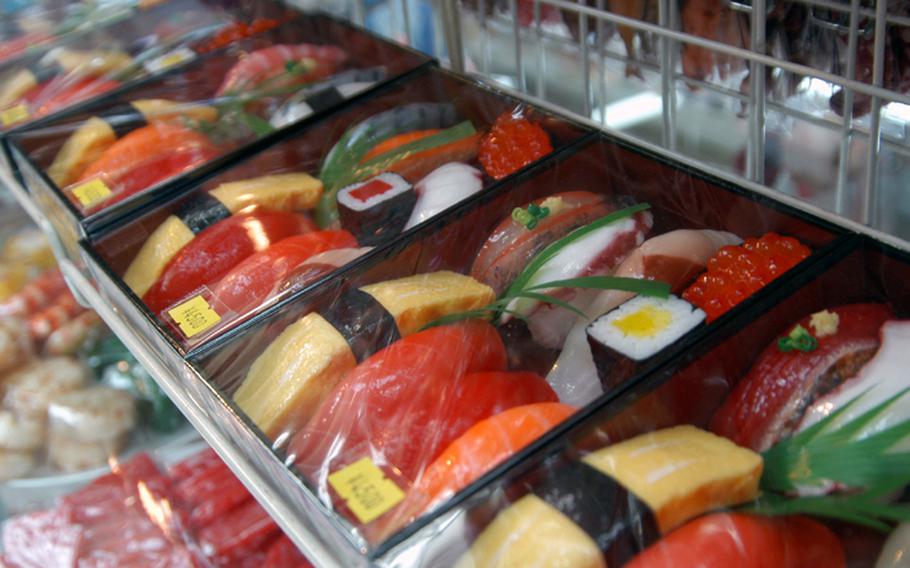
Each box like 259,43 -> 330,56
471,191 -> 612,295
1,508 -> 81,568
197,499 -> 281,564
289,321 -> 528,489
711,303 -> 893,452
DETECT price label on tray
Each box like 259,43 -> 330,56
71,178 -> 113,208
328,457 -> 405,524
167,295 -> 221,338
0,104 -> 30,128
144,47 -> 196,74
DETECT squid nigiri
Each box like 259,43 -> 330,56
547,229 -> 742,406
216,43 -> 348,96
143,211 -> 315,316
403,162 -> 484,230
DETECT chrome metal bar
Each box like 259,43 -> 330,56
862,0 -> 888,225
479,0 -> 490,75
748,0 -> 767,184
595,0 -> 607,126
511,0 -> 525,90
835,0 -> 860,216
580,8 -> 591,117
401,0 -> 412,46
352,0 -> 366,27
535,0 -> 910,106
441,0 -> 465,72
798,0 -> 910,27
658,0 -> 675,149
535,0 -> 545,99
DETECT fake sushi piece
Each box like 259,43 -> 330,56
216,43 -> 348,96
233,271 -> 495,439
586,295 -> 705,388
548,229 -> 741,406
712,303 -> 895,453
47,99 -> 218,187
142,211 -> 315,316
337,172 -> 416,246
478,110 -> 553,180
208,229 -> 358,315
288,321 -> 558,533
456,425 -> 762,568
625,513 -> 845,568
123,172 -> 323,298
403,162 -> 484,230
471,192 -> 613,295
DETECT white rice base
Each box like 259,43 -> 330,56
338,172 -> 411,212
587,294 -> 705,361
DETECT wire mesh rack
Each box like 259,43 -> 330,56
333,0 -> 910,246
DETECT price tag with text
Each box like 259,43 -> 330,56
328,457 -> 405,524
144,47 -> 196,74
1,104 -> 30,128
71,178 -> 113,209
167,295 -> 221,338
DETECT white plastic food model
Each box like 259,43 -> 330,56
404,162 -> 484,230
798,320 -> 910,450
547,229 -> 741,406
503,213 -> 655,350
876,523 -> 910,568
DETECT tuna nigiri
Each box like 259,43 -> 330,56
124,173 -> 323,298
209,229 -> 358,314
548,229 -> 742,406
216,43 -> 348,96
143,211 -> 315,316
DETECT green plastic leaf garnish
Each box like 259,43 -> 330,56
750,388 -> 910,530
777,324 -> 819,353
316,120 -> 477,227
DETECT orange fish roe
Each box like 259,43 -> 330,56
478,111 -> 552,180
683,233 -> 810,323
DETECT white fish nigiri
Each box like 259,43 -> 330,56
547,229 -> 742,406
504,211 -> 654,349
404,162 -> 484,229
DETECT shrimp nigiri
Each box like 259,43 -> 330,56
216,43 -> 347,96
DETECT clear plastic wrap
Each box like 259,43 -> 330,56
176,134 -> 846,560
441,236 -> 910,568
0,0 -> 241,134
8,11 -> 433,259
82,66 -> 589,352
1,444 -> 315,567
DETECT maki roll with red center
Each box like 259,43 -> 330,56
337,173 -> 416,246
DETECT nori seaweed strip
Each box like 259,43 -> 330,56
534,460 -> 660,565
27,60 -> 64,83
98,102 -> 148,138
175,193 -> 231,235
303,85 -> 346,114
321,288 -> 401,363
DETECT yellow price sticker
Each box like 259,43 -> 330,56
71,178 -> 113,208
1,104 -> 30,128
144,47 -> 196,73
167,295 -> 221,338
328,457 -> 405,524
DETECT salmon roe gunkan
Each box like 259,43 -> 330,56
683,233 -> 810,323
478,111 -> 552,180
